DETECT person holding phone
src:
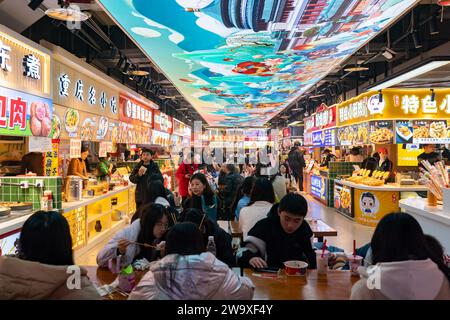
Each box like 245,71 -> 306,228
129,148 -> 163,211
236,193 -> 316,270
176,150 -> 199,204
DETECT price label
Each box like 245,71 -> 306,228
99,141 -> 107,158
69,139 -> 81,159
29,136 -> 53,153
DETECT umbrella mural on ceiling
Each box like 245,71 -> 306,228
98,0 -> 419,127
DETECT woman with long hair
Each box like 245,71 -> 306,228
231,176 -> 256,221
183,173 -> 218,223
97,203 -> 175,268
129,222 -> 254,300
0,211 -> 99,299
239,177 -> 276,238
351,212 -> 450,300
181,208 -> 235,266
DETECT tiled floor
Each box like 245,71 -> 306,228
75,194 -> 375,266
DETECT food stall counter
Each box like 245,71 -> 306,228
336,180 -> 428,192
333,179 -> 427,227
399,198 -> 450,253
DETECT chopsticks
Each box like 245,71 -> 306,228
128,240 -> 158,249
170,212 -> 177,224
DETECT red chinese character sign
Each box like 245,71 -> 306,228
119,94 -> 154,128
0,86 -> 53,137
314,103 -> 336,129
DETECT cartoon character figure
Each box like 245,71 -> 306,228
232,61 -> 273,77
361,192 -> 377,217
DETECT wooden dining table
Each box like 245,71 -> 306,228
86,266 -> 358,300
217,219 -> 337,242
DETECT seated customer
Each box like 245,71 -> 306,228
129,222 -> 254,300
131,180 -> 177,223
236,193 -> 316,269
97,203 -> 174,268
239,177 -> 275,239
231,176 -> 256,221
0,211 -> 99,299
351,212 -> 450,300
182,208 -> 235,267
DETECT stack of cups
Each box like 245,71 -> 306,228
347,254 -> 363,276
316,250 -> 329,275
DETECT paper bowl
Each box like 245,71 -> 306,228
284,260 -> 308,276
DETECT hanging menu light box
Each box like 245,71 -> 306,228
0,25 -> 52,137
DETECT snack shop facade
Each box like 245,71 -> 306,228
0,30 -> 191,257
0,26 -> 58,255
332,88 -> 450,226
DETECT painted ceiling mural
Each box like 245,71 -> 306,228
99,0 -> 419,127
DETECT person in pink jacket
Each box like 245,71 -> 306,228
129,222 -> 254,300
0,211 -> 99,300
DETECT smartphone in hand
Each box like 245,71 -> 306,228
254,267 -> 280,273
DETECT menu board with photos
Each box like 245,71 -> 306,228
337,123 -> 369,146
411,120 -> 450,144
369,120 -> 394,144
395,120 -> 414,144
118,122 -> 152,144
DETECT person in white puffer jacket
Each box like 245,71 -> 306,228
129,222 -> 254,300
351,212 -> 450,300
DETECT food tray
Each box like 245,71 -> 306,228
0,202 -> 33,211
0,206 -> 11,217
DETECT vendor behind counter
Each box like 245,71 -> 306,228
20,152 -> 44,176
67,145 -> 89,179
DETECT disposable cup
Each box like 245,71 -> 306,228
347,254 -> 363,276
316,250 -> 329,275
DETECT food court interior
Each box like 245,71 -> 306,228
0,0 -> 449,302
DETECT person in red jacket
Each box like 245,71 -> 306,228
176,152 -> 199,204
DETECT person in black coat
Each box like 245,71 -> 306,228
222,164 -> 244,220
129,148 -> 164,211
418,144 -> 443,169
236,193 -> 317,269
181,208 -> 235,267
287,142 -> 306,191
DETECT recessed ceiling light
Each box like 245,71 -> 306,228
128,70 -> 150,76
344,66 -> 369,72
45,7 -> 91,22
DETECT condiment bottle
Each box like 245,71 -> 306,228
41,196 -> 48,211
44,190 -> 53,211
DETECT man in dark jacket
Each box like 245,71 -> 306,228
222,164 -> 244,220
129,148 -> 163,211
287,142 -> 306,191
236,193 -> 317,269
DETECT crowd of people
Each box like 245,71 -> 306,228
0,147 -> 448,300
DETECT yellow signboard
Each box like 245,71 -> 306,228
397,144 -> 423,167
337,88 -> 450,127
44,141 -> 59,177
354,189 -> 400,227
